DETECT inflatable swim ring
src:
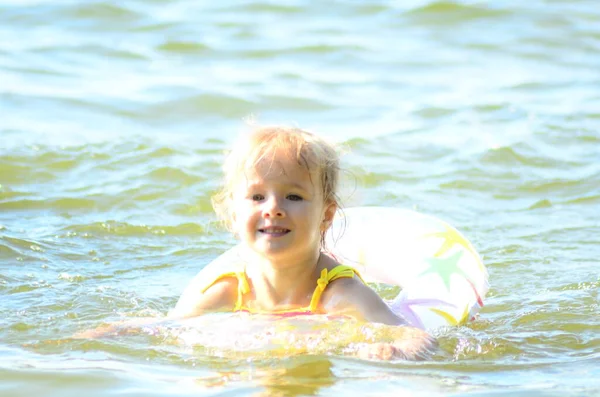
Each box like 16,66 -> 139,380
202,207 -> 489,330
325,207 -> 488,330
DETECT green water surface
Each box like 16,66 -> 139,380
1,1 -> 599,396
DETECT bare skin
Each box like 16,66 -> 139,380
167,252 -> 437,360
77,153 -> 438,360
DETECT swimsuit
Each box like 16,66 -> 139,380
200,265 -> 363,315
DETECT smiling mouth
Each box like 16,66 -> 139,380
258,227 -> 291,235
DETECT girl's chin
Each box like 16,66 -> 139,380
248,243 -> 298,258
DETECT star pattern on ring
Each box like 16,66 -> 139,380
425,225 -> 485,272
418,251 -> 470,291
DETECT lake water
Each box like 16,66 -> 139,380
1,1 -> 599,396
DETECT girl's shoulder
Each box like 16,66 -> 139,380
319,254 -> 397,321
170,272 -> 240,318
169,250 -> 246,318
317,254 -> 366,306
320,252 -> 364,285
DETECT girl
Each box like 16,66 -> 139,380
169,125 -> 436,360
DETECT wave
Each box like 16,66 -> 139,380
60,3 -> 144,24
404,1 -> 513,23
61,221 -> 204,237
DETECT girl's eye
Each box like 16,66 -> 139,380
251,194 -> 264,201
287,194 -> 303,201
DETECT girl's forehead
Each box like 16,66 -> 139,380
233,157 -> 321,192
247,156 -> 315,179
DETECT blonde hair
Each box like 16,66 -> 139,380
212,125 -> 341,236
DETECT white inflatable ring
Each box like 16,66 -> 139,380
203,207 -> 489,330
325,207 -> 488,330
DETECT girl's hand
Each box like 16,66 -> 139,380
72,317 -> 164,339
72,323 -> 122,339
356,327 -> 438,361
357,342 -> 400,360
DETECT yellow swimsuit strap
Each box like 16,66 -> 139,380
307,265 -> 363,312
202,265 -> 363,313
200,271 -> 250,312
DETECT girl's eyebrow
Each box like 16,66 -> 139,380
246,181 -> 311,192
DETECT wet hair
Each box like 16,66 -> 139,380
212,125 -> 341,243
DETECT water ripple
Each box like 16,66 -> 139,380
61,222 -> 204,237
407,1 -> 513,22
2,0 -> 600,395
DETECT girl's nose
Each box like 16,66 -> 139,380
263,196 -> 285,218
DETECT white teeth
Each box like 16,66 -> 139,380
261,228 -> 288,233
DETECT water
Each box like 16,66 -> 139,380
1,0 -> 599,395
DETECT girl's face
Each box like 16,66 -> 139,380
231,154 -> 336,263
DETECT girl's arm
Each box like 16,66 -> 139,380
321,277 -> 438,360
321,276 -> 407,325
74,278 -> 237,339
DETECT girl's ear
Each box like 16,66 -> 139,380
227,196 -> 239,235
229,210 -> 239,235
321,201 -> 337,231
